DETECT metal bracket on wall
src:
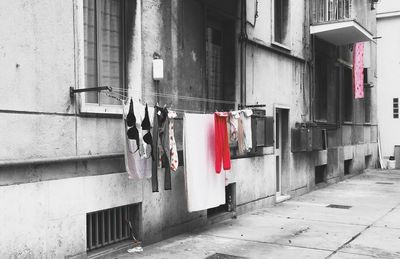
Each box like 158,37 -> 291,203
69,86 -> 112,99
238,104 -> 266,109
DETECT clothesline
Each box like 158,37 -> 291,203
101,92 -> 212,115
109,88 -> 237,105
102,88 -> 264,115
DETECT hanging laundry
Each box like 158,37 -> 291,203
141,104 -> 153,160
184,113 -> 226,212
229,111 -> 240,144
123,100 -> 152,179
152,106 -> 171,192
237,114 -> 245,154
214,112 -> 231,173
168,111 -> 179,172
353,42 -> 364,99
126,99 -> 139,151
238,109 -> 253,153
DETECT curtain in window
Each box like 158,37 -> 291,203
206,27 -> 222,110
84,0 -> 122,105
84,0 -> 98,103
99,0 -> 121,105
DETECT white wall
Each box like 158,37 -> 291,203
377,0 -> 400,13
377,6 -> 400,158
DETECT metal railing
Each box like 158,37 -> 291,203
311,0 -> 353,24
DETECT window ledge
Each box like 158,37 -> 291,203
80,104 -> 123,116
231,146 -> 274,159
231,153 -> 264,160
271,41 -> 291,52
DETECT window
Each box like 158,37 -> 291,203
313,38 -> 338,123
273,0 -> 290,46
394,98 -> 399,119
364,68 -> 371,123
343,66 -> 353,122
206,24 -> 223,106
206,16 -> 236,112
315,51 -> 328,121
83,0 -> 131,110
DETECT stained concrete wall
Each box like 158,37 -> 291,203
0,173 -> 142,258
242,0 -> 379,198
244,0 -> 312,197
377,1 -> 400,159
0,0 -> 378,257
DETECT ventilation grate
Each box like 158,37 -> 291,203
326,204 -> 352,209
206,253 -> 248,259
86,204 -> 139,252
376,182 -> 394,185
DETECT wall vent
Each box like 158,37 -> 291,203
315,165 -> 327,185
344,159 -> 352,175
86,203 -> 140,252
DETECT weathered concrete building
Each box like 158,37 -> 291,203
377,0 -> 400,163
0,0 -> 378,257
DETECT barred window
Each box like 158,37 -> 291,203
84,0 -> 126,105
394,98 -> 399,119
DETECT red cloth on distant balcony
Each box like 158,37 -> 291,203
353,42 -> 364,99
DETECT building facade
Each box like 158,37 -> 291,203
377,0 -> 400,162
0,0 -> 378,257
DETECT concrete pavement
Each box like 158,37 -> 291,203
108,169 -> 400,259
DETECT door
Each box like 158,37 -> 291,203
275,109 -> 282,196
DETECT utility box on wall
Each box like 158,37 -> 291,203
291,126 -> 325,152
312,128 -> 324,151
291,128 -> 312,152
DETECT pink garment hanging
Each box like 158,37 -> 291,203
353,42 -> 364,99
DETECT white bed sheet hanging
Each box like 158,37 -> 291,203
183,113 -> 226,212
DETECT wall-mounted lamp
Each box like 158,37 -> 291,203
152,52 -> 163,81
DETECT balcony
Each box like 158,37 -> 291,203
310,0 -> 373,45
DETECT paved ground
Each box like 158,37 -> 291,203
110,169 -> 400,259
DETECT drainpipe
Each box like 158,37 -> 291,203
239,0 -> 247,107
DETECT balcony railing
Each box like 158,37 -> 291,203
311,0 -> 353,24
310,0 -> 373,45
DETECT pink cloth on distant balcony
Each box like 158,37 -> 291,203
353,42 -> 364,99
